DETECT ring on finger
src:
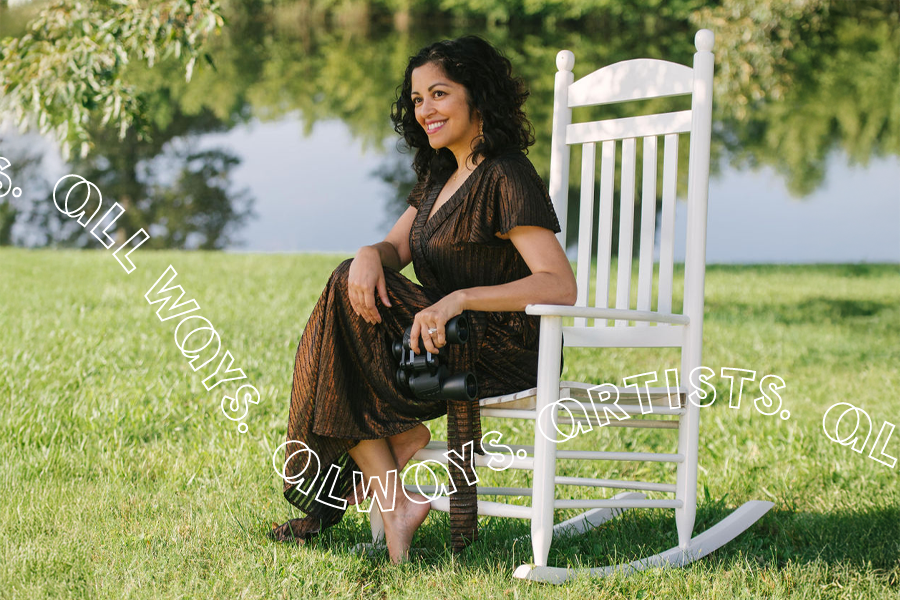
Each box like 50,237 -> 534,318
427,327 -> 438,334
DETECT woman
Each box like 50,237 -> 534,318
271,35 -> 577,563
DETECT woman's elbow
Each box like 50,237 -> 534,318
559,272 -> 578,306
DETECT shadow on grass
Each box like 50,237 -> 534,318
707,297 -> 895,326
263,499 -> 900,576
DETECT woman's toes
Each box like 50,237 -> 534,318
346,482 -> 374,505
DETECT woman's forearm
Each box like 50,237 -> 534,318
364,241 -> 403,271
457,271 -> 577,313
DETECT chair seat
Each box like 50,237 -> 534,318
479,381 -> 686,411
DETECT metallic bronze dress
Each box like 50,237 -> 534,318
279,151 -> 561,539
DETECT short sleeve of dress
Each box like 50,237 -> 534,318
406,179 -> 428,210
485,154 -> 562,236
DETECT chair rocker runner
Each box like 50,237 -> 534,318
366,29 -> 773,583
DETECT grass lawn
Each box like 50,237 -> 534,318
1,248 -> 898,599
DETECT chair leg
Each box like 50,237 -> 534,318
531,425 -> 556,566
369,504 -> 385,545
675,400 -> 700,548
531,316 -> 563,567
675,483 -> 696,549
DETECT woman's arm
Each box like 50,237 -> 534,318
362,206 -> 417,271
458,225 -> 577,311
349,206 -> 417,324
409,225 -> 577,354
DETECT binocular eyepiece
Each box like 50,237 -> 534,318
392,313 -> 478,402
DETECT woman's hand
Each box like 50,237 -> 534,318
348,246 -> 392,324
409,291 -> 465,355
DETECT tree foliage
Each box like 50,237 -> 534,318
0,0 -> 224,158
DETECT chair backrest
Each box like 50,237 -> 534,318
548,30 -> 715,341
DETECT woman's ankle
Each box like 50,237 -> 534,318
390,425 -> 431,469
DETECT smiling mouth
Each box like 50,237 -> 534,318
426,120 -> 446,134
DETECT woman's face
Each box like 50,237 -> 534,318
410,62 -> 481,162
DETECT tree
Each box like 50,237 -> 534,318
0,0 -> 224,158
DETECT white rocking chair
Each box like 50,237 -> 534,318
369,28 -> 773,583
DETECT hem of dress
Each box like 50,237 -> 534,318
310,419 -> 429,444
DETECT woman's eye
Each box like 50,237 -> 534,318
434,91 -> 445,98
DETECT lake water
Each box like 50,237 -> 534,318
203,116 -> 900,263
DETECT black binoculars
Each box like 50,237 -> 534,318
392,313 -> 478,402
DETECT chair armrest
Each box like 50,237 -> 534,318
525,304 -> 690,325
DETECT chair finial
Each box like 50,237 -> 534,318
695,29 -> 714,52
556,50 -> 575,72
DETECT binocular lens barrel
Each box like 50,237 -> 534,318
394,312 -> 477,402
441,372 -> 478,402
444,315 -> 468,344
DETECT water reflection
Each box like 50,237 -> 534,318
198,116 -> 396,253
0,0 -> 897,260
1,104 -> 254,250
192,117 -> 900,262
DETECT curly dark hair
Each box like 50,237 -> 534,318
390,35 -> 535,184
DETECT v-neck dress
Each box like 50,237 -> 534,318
280,151 -> 561,537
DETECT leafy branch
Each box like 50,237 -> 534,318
0,0 -> 224,158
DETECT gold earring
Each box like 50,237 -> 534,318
479,120 -> 484,137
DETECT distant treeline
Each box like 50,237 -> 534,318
229,0 -> 892,27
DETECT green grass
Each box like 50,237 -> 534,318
1,248 -> 898,599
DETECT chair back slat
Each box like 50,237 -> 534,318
615,138 -> 637,325
566,111 -> 692,145
574,143 -> 596,328
636,135 -> 658,325
657,133 -> 679,318
567,58 -> 694,107
593,139 -> 617,327
549,40 -> 712,340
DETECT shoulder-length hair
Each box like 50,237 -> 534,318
390,35 -> 535,184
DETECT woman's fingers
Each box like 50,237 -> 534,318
349,287 -> 362,319
411,312 -> 446,354
377,276 -> 392,308
348,283 -> 365,322
409,320 -> 421,354
422,327 -> 441,354
348,279 -> 382,324
426,324 -> 445,351
347,249 -> 389,325
361,288 -> 381,323
351,292 -> 369,323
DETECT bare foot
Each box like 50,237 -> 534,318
347,425 -> 430,506
381,491 -> 431,563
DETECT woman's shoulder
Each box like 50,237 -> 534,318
406,178 -> 431,209
464,149 -> 561,236
484,150 -> 537,174
481,151 -> 545,187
